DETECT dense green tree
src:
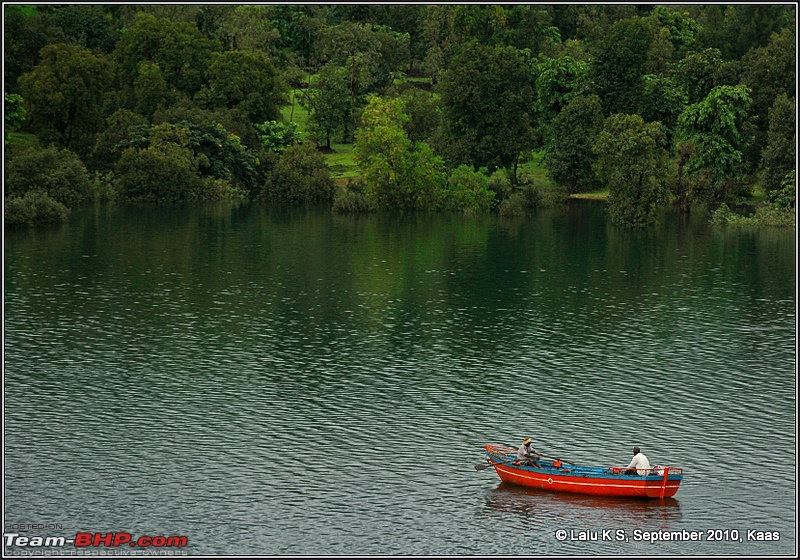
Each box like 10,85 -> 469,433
441,165 -> 495,214
3,5 -> 65,90
740,27 -> 796,162
544,95 -> 604,193
195,50 -> 286,123
18,43 -> 112,151
112,13 -> 219,99
535,55 -> 590,136
270,5 -> 328,68
216,5 -> 280,54
646,6 -> 700,59
354,95 -> 446,210
438,41 -> 535,179
300,63 -> 350,148
4,93 -> 28,139
4,189 -> 70,226
759,94 -> 796,196
395,87 -> 441,144
88,109 -> 149,171
639,74 -> 688,146
673,48 -> 727,104
590,16 -> 654,115
694,4 -> 793,60
113,124 -> 205,203
42,5 -> 119,53
255,121 -> 301,155
677,84 -> 753,204
553,4 -> 638,45
260,142 -> 335,204
4,144 -> 92,207
594,113 -> 670,227
133,60 -> 173,118
418,5 -> 455,82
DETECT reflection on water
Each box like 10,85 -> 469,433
486,482 -> 682,526
4,202 -> 795,556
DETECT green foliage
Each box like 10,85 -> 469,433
300,63 -> 350,148
255,121 -> 301,154
111,120 -> 260,197
260,143 -> 335,204
678,84 -> 753,191
498,192 -> 528,218
673,48 -> 727,104
354,95 -> 446,211
113,124 -> 205,203
440,165 -> 495,214
768,171 -> 796,210
543,94 -> 604,193
196,50 -> 286,123
89,109 -> 149,171
497,186 -> 542,218
4,190 -> 70,226
4,144 -> 92,207
535,55 -> 590,130
184,122 -> 260,194
133,61 -> 173,118
4,4 -> 794,226
647,6 -> 701,56
639,74 -> 688,145
18,43 -> 112,151
332,178 -> 378,214
4,93 -> 28,138
759,94 -> 796,195
590,16 -> 654,115
487,168 -> 513,203
710,199 -> 795,228
113,13 -> 219,98
438,41 -> 535,176
740,27 -> 796,160
396,87 -> 441,144
594,113 -> 670,227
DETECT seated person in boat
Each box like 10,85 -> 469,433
624,446 -> 651,475
515,437 -> 541,467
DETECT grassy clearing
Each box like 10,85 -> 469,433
279,89 -> 358,181
6,132 -> 38,148
571,189 -> 609,200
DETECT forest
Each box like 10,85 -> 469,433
3,3 -> 796,227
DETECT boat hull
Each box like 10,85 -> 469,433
484,445 -> 683,499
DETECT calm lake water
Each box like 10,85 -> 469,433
3,201 -> 796,556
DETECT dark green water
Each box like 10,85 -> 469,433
3,201 -> 796,555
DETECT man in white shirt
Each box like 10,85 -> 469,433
625,446 -> 651,475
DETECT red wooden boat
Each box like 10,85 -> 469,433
479,444 -> 684,499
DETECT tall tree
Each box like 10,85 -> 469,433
544,95 -> 604,193
535,55 -> 590,136
594,113 -> 670,226
677,84 -> 753,206
112,13 -> 219,99
195,50 -> 286,123
673,48 -> 727,105
354,95 -> 445,210
740,27 -> 796,164
590,16 -> 654,115
18,43 -> 112,151
300,63 -> 349,149
438,41 -> 535,179
759,94 -> 796,196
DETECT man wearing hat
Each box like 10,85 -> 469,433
516,437 -> 541,467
